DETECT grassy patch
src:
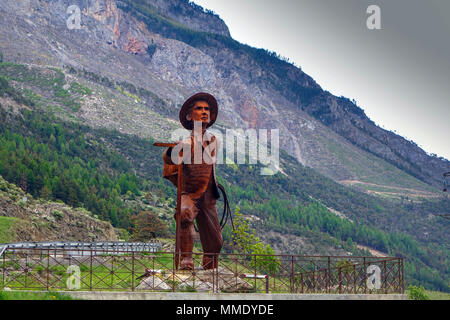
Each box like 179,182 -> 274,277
70,82 -> 92,95
421,290 -> 450,300
320,135 -> 436,193
0,290 -> 75,300
0,216 -> 23,243
425,290 -> 450,300
116,85 -> 141,103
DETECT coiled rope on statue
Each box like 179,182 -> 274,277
218,183 -> 235,230
194,183 -> 234,232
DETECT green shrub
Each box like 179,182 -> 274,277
179,285 -> 197,292
70,82 -> 92,95
52,210 -> 64,221
408,285 -> 430,300
146,43 -> 157,58
232,208 -> 280,274
35,265 -> 45,276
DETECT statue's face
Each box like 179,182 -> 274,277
187,100 -> 210,125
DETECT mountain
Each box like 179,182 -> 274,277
0,0 -> 449,291
1,0 -> 448,192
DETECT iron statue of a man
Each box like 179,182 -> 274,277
162,92 -> 222,270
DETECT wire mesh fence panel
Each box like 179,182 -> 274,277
382,258 -> 404,294
2,249 -> 49,290
216,253 -> 259,293
133,252 -> 175,292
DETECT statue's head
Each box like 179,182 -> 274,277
179,92 -> 218,130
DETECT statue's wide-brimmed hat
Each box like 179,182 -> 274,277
179,92 -> 218,130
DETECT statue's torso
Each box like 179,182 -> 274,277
181,163 -> 213,198
163,133 -> 220,199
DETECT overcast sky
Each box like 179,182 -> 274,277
193,0 -> 450,160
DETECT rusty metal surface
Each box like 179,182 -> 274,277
0,248 -> 404,294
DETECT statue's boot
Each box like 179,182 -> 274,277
180,256 -> 194,270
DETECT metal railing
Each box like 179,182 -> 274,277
0,247 -> 404,294
0,242 -> 162,258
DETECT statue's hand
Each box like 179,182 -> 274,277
163,147 -> 173,165
163,141 -> 186,165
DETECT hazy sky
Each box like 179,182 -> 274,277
193,0 -> 450,160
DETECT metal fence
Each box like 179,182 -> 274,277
0,247 -> 404,294
0,242 -> 162,257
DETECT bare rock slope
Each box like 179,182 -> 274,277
0,175 -> 117,243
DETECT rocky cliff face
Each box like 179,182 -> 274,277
128,0 -> 231,37
0,0 -> 447,192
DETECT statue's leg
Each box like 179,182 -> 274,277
196,194 -> 223,270
179,194 -> 198,270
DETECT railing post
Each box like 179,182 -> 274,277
24,249 -> 28,289
300,273 -> 303,293
110,255 -> 115,289
89,249 -> 93,291
131,251 -> 135,292
152,252 -> 156,290
401,258 -> 405,294
172,251 -> 176,292
2,249 -> 5,289
290,255 -> 294,293
363,257 -> 367,294
211,253 -> 215,293
46,249 -> 50,291
254,254 -> 257,293
383,260 -> 387,294
312,271 -> 315,293
338,267 -> 342,294
327,257 -> 331,293
216,253 -> 219,293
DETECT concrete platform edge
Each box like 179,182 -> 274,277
47,291 -> 408,300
